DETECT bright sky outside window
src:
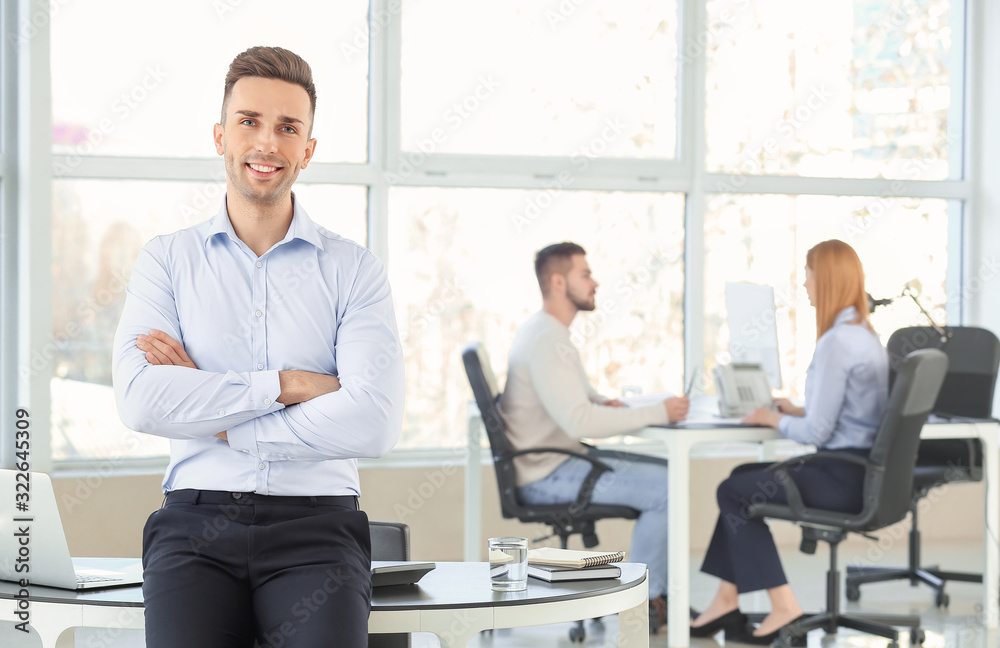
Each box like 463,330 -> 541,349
51,0 -> 369,163
705,0 -> 956,179
401,0 -> 679,158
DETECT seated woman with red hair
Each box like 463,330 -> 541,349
690,239 -> 889,644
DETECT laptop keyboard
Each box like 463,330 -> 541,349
77,574 -> 122,584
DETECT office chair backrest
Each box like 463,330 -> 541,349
461,342 -> 520,519
886,326 -> 1000,419
862,348 -> 949,530
370,521 -> 410,561
368,521 -> 410,648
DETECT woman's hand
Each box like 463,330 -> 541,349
773,398 -> 805,417
742,406 -> 782,428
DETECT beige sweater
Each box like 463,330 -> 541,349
499,311 -> 670,486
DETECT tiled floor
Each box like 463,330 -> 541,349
417,539 -> 998,647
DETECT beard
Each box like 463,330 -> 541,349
224,147 -> 297,206
568,288 -> 596,312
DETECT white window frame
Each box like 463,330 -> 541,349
0,0 -> 18,470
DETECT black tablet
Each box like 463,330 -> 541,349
370,561 -> 436,587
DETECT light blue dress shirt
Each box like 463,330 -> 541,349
112,195 -> 405,496
777,306 -> 889,449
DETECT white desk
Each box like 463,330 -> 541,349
0,560 -> 650,648
463,414 -> 1000,648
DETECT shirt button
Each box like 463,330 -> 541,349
256,261 -> 263,268
264,399 -> 271,405
218,410 -> 225,416
258,463 -> 265,470
258,363 -> 264,370
255,310 -> 262,317
242,449 -> 250,454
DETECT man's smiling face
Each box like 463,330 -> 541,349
214,76 -> 316,207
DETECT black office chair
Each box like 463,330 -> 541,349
748,348 -> 948,647
462,342 -> 640,642
845,326 -> 999,607
371,520 -> 410,562
369,521 -> 411,648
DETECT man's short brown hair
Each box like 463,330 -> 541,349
534,242 -> 586,296
221,46 -> 317,135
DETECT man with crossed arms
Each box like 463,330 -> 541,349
113,46 -> 403,648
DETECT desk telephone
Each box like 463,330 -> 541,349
713,363 -> 773,417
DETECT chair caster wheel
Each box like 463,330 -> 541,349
846,584 -> 861,601
935,591 -> 950,607
568,624 -> 586,642
911,628 -> 926,644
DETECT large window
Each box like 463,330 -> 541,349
17,0 -> 972,466
705,0 -> 959,179
388,188 -> 684,447
51,0 -> 369,162
401,0 -> 679,158
703,194 -> 953,397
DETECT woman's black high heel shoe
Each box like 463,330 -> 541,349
689,609 -> 747,638
732,614 -> 810,645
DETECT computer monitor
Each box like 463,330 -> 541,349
725,282 -> 782,389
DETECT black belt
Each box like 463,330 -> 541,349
166,489 -> 359,509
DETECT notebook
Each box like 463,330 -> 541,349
527,563 -> 622,582
526,547 -> 626,569
0,470 -> 144,590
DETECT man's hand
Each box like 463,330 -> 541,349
665,396 -> 689,422
742,406 -> 782,428
277,370 -> 342,406
136,330 -> 229,440
773,398 -> 804,417
602,399 -> 627,408
137,330 -> 197,369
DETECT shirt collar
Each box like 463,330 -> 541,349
203,192 -> 326,252
834,306 -> 859,326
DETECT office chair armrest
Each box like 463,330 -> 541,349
501,447 -> 614,512
761,451 -> 873,518
504,446 -> 609,467
764,450 -> 870,473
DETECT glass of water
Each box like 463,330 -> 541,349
488,537 -> 528,591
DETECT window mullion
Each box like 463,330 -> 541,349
682,0 -> 708,392
19,0 -> 54,472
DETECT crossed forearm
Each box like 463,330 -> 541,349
137,329 -> 341,430
276,370 -> 341,405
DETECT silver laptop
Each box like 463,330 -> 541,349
0,470 -> 143,590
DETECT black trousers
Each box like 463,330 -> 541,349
142,490 -> 371,648
700,450 -> 867,594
